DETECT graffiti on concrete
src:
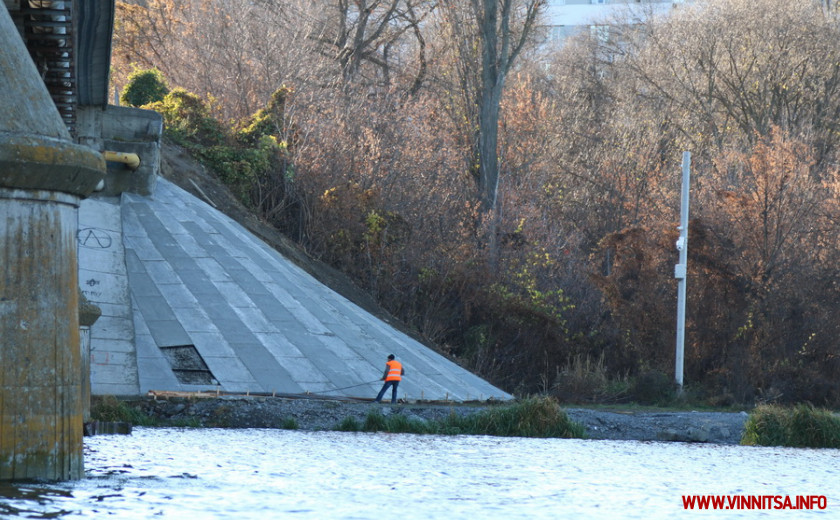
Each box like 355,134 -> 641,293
77,228 -> 112,249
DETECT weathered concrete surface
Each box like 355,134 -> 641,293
0,189 -> 84,480
0,6 -> 105,197
77,105 -> 162,196
0,3 -> 106,481
78,197 -> 140,396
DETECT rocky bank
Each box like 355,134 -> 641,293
120,395 -> 749,445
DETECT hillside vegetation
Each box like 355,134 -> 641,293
113,0 -> 840,407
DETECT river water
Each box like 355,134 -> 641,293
1,427 -> 839,519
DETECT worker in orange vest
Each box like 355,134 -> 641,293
373,354 -> 404,404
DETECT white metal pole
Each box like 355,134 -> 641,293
674,152 -> 691,389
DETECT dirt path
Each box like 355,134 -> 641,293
126,396 -> 749,444
565,408 -> 748,444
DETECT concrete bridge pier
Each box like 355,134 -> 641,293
0,3 -> 105,481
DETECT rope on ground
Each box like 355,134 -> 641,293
309,380 -> 381,395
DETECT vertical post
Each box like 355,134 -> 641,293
674,152 -> 691,390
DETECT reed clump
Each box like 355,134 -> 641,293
742,404 -> 840,448
91,396 -> 158,426
336,397 -> 586,438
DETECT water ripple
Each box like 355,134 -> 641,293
1,428 -> 838,519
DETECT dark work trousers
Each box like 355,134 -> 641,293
374,380 -> 399,404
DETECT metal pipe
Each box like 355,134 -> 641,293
103,150 -> 140,170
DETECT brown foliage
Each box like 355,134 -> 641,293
115,0 -> 840,403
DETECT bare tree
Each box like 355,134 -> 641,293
306,0 -> 436,88
439,0 -> 545,212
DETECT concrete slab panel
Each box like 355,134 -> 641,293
274,356 -> 329,384
158,283 -> 199,308
212,281 -> 255,308
172,233 -> 209,257
179,220 -> 219,241
231,307 -> 276,333
165,253 -> 199,270
90,315 -> 135,341
120,206 -> 147,237
128,274 -> 163,300
248,292 -> 286,314
234,257 -> 275,283
228,345 -> 292,391
190,331 -> 236,358
198,300 -> 236,321
91,382 -> 144,397
80,198 -> 123,233
156,211 -> 191,237
254,332 -> 304,358
134,212 -> 171,239
263,292 -> 330,335
173,306 -> 214,333
233,276 -> 272,296
178,271 -> 218,295
145,319 -> 192,347
277,327 -> 321,355
79,269 -> 130,304
314,334 -> 363,361
136,356 -> 179,383
78,246 -> 126,276
133,294 -> 176,321
132,309 -> 152,337
123,234 -> 164,261
90,351 -> 139,395
94,302 -> 133,320
209,250 -> 248,271
143,261 -> 181,284
208,233 -> 249,259
203,356 -> 257,385
258,377 -> 304,395
134,332 -> 160,357
194,257 -> 231,282
88,338 -> 135,355
220,329 -> 265,351
139,376 -> 182,394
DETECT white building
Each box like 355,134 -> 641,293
543,0 -> 691,42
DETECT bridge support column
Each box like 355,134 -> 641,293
0,189 -> 84,480
0,3 -> 105,481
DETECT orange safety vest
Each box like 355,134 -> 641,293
385,360 -> 403,381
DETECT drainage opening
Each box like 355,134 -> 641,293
159,345 -> 217,385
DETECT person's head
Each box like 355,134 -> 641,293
387,354 -> 395,360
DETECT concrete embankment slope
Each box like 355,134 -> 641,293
80,177 -> 511,402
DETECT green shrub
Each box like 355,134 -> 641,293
237,86 -> 293,146
121,67 -> 169,107
462,397 -> 585,438
337,397 -> 585,438
280,417 -> 299,430
91,396 -> 156,426
362,410 -> 388,432
146,88 -> 225,146
742,404 -> 840,448
629,369 -> 675,405
198,136 -> 280,206
336,416 -> 360,432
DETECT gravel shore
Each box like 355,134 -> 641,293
121,395 -> 749,444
